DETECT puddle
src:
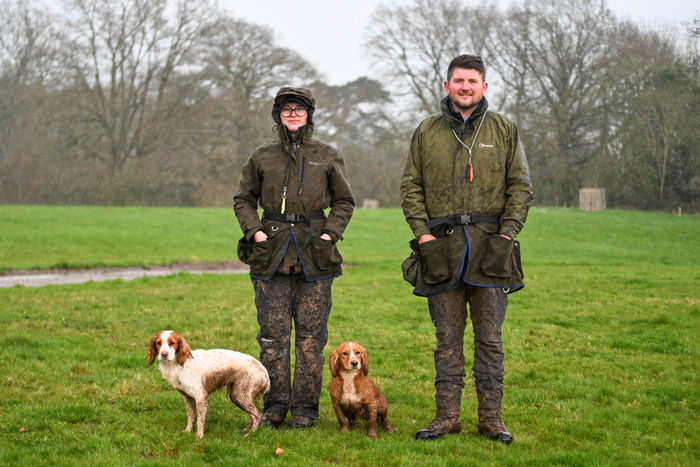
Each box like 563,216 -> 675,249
0,263 -> 249,288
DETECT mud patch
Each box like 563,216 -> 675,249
0,261 -> 249,288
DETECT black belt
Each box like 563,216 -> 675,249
262,211 -> 325,226
426,213 -> 501,230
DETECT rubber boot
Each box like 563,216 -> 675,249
415,407 -> 461,440
477,409 -> 513,444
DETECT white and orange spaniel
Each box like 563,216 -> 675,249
329,341 -> 393,438
148,330 -> 269,438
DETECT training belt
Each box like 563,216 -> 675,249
262,211 -> 325,227
426,213 -> 501,230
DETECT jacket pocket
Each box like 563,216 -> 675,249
481,234 -> 514,278
310,236 -> 342,272
247,238 -> 273,270
237,236 -> 252,264
418,236 -> 452,285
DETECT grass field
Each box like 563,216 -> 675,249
1,205 -> 698,465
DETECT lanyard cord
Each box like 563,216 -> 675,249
451,111 -> 487,182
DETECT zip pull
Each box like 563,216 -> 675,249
281,185 -> 287,213
298,156 -> 306,195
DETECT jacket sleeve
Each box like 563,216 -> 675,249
400,126 -> 430,239
233,152 -> 263,241
500,124 -> 534,238
322,151 -> 354,241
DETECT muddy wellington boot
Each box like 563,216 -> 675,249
415,407 -> 462,440
477,409 -> 513,444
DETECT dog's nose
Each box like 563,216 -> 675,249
350,361 -> 358,368
160,351 -> 169,358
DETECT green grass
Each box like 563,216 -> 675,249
1,205 -> 698,465
0,205 -> 239,271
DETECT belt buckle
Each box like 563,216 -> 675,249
284,213 -> 295,222
459,214 -> 471,225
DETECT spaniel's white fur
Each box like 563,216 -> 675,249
148,330 -> 269,438
329,341 -> 393,438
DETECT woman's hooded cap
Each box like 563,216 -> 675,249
272,87 -> 315,143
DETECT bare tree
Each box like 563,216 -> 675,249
61,0 -> 212,174
181,17 -> 321,206
611,51 -> 699,210
311,77 -> 407,206
0,0 -> 62,202
365,0 -> 495,115
200,17 -> 319,103
484,0 -> 622,205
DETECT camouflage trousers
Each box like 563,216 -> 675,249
427,285 -> 507,411
252,273 -> 332,419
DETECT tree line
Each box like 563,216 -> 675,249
1,0 -> 698,212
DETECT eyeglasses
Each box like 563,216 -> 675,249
281,106 -> 307,117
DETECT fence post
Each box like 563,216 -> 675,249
579,188 -> 606,211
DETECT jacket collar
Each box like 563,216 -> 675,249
276,123 -> 314,151
441,95 -> 489,128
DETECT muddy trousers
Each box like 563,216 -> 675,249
427,285 -> 507,412
252,273 -> 332,420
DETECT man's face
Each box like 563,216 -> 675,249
280,101 -> 308,132
444,67 -> 488,114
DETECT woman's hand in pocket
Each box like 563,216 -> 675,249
418,234 -> 437,244
253,230 -> 268,243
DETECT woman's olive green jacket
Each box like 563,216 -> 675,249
234,87 -> 354,280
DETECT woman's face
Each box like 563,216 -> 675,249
280,101 -> 308,132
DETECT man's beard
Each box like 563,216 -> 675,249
451,94 -> 479,113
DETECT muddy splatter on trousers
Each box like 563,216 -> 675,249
252,273 -> 332,419
427,285 -> 507,411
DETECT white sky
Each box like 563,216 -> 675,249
223,0 -> 698,85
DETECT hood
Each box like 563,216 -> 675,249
272,87 -> 315,145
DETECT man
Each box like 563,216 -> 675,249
401,55 -> 533,444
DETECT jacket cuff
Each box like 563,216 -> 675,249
409,219 -> 430,239
244,226 -> 261,241
322,229 -> 339,242
499,220 -> 520,239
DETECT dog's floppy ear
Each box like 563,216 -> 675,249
175,333 -> 193,365
329,347 -> 339,377
359,344 -> 369,376
148,334 -> 158,365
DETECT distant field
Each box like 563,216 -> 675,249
0,205 -> 698,465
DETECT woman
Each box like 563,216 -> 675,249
234,87 -> 354,428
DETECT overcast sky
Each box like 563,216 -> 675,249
222,0 -> 698,85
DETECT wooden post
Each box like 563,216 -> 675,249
362,199 -> 379,209
579,188 -> 606,211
